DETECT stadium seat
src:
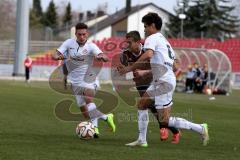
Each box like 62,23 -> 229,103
29,38 -> 240,71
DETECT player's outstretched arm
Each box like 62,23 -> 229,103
118,49 -> 153,75
133,70 -> 152,79
132,49 -> 153,70
134,61 -> 151,70
52,51 -> 65,61
96,53 -> 109,62
133,70 -> 153,83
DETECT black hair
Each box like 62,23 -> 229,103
142,12 -> 162,30
75,23 -> 88,30
126,31 -> 141,42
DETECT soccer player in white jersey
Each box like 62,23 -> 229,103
118,31 -> 181,144
52,23 -> 116,138
119,13 -> 209,147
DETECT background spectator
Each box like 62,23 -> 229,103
185,65 -> 195,93
24,56 -> 33,83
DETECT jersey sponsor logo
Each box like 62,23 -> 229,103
71,57 -> 85,61
82,49 -> 88,55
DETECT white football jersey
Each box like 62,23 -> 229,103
57,38 -> 102,84
144,32 -> 176,82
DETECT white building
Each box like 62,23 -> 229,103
71,3 -> 173,40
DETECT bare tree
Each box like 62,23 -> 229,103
0,0 -> 16,40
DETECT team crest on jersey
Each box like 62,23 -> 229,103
82,49 -> 88,55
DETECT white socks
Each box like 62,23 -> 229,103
87,103 -> 108,127
168,117 -> 203,134
137,110 -> 149,143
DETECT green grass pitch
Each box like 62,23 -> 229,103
0,80 -> 240,160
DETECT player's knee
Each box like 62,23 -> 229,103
137,100 -> 148,110
137,104 -> 145,110
82,112 -> 90,119
159,116 -> 168,123
84,96 -> 93,104
149,103 -> 157,113
158,114 -> 170,126
80,106 -> 90,119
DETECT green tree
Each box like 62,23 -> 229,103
30,11 -> 43,28
33,0 -> 43,17
44,0 -> 58,29
197,0 -> 239,39
30,0 -> 43,27
63,2 -> 72,26
166,0 -> 239,39
184,0 -> 206,38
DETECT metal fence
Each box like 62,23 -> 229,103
0,40 -> 62,64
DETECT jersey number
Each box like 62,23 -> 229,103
167,45 -> 175,60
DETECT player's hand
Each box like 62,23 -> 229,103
133,70 -> 143,78
117,65 -> 131,75
117,65 -> 124,74
133,70 -> 145,81
116,65 -> 123,71
96,54 -> 109,62
52,52 -> 65,60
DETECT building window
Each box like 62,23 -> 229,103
114,31 -> 127,37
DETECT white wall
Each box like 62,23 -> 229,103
70,5 -> 171,41
70,15 -> 109,39
70,23 -> 111,41
127,5 -> 170,38
88,26 -> 112,41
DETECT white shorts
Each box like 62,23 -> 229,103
71,82 -> 97,107
146,79 -> 176,109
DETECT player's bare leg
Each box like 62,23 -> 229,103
157,107 -> 171,141
156,106 -> 180,144
80,106 -> 90,119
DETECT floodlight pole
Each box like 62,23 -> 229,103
181,19 -> 184,38
178,2 -> 186,39
13,0 -> 29,76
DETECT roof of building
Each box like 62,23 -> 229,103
89,2 -> 173,34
